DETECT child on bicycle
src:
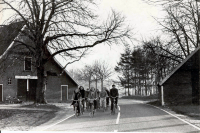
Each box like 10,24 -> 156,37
100,87 -> 108,109
110,85 -> 119,112
88,87 -> 97,112
85,88 -> 90,110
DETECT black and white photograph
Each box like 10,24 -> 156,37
0,0 -> 199,132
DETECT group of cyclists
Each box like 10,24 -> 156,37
71,84 -> 119,117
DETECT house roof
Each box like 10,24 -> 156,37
0,22 -> 79,86
159,45 -> 200,86
52,56 -> 79,86
0,22 -> 24,56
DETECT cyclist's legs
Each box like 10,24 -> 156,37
115,98 -> 118,109
89,102 -> 92,112
85,98 -> 89,109
94,100 -> 97,109
106,97 -> 109,106
111,98 -> 114,111
77,102 -> 80,113
115,97 -> 118,105
98,98 -> 100,108
82,99 -> 85,109
100,98 -> 102,107
102,98 -> 106,108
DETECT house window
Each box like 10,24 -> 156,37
24,57 -> 32,71
8,78 -> 12,85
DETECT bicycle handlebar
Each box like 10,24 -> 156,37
88,98 -> 98,100
73,100 -> 80,102
110,96 -> 118,98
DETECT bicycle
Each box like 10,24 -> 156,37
85,97 -> 90,111
110,96 -> 118,115
73,100 -> 80,118
80,98 -> 85,114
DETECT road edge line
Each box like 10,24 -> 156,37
147,104 -> 200,131
41,114 -> 75,131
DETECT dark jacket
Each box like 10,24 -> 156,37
80,89 -> 85,98
110,88 -> 119,97
85,90 -> 89,98
72,91 -> 81,100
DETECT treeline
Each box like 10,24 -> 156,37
115,0 -> 200,96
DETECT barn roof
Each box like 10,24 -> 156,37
0,22 -> 24,57
159,46 -> 200,85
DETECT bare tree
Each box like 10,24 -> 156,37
0,0 -> 132,103
93,60 -> 112,91
77,65 -> 94,89
149,0 -> 200,58
143,37 -> 181,84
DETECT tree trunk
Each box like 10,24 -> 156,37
101,78 -> 103,91
95,78 -> 98,90
145,73 -> 147,96
35,39 -> 47,104
36,65 -> 47,104
89,80 -> 91,89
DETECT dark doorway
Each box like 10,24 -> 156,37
17,79 -> 37,101
17,79 -> 27,101
0,85 -> 2,102
29,79 -> 37,101
61,85 -> 68,102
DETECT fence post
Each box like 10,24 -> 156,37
161,86 -> 165,106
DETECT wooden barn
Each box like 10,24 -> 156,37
159,46 -> 200,105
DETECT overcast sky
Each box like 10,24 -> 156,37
0,0 -> 164,80
66,0 -> 164,79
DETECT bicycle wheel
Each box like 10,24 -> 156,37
80,104 -> 83,115
113,104 -> 115,114
90,104 -> 94,117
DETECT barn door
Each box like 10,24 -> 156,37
61,85 -> 68,102
0,85 -> 2,102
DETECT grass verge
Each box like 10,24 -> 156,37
147,101 -> 200,120
0,104 -> 61,131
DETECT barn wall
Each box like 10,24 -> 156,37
44,59 -> 78,103
163,69 -> 192,104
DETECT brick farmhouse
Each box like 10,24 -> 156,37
0,22 -> 79,103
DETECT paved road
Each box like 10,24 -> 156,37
45,99 -> 200,132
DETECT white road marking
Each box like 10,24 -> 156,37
116,105 -> 120,124
148,104 -> 200,131
114,106 -> 120,132
41,114 -> 75,131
